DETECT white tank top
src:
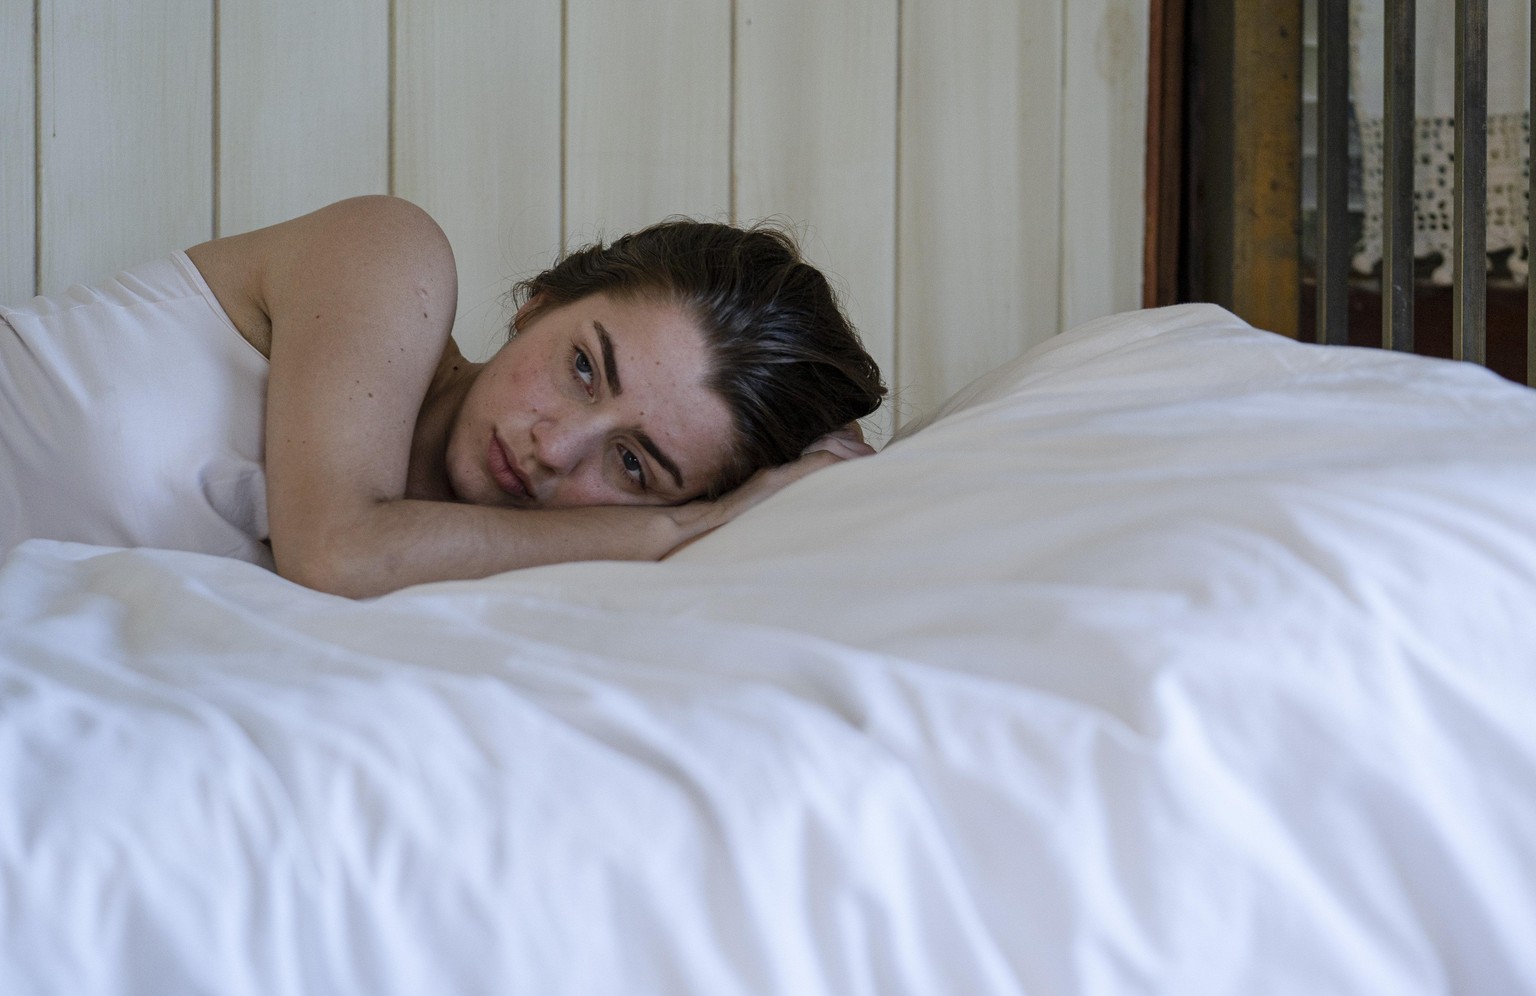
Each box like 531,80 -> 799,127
0,252 -> 271,566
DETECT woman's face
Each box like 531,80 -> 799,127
445,291 -> 737,509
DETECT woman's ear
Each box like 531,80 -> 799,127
509,293 -> 545,338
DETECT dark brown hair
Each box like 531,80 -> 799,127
513,219 -> 887,496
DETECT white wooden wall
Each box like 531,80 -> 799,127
2,0 -> 1147,433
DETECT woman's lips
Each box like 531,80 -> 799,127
487,433 -> 531,500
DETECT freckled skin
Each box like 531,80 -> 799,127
443,292 -> 737,509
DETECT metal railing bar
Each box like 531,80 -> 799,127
1317,0 -> 1351,345
1529,0 -> 1535,385
1453,0 -> 1488,365
1383,0 -> 1417,351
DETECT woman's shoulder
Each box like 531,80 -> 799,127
253,195 -> 453,262
188,196 -> 456,358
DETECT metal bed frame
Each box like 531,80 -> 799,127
1314,0 -> 1534,386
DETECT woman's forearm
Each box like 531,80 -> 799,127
273,498 -> 721,598
272,447 -> 850,598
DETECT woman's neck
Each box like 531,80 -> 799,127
406,343 -> 481,501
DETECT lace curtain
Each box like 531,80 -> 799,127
1351,0 -> 1531,285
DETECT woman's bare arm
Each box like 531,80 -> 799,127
189,196 -> 839,597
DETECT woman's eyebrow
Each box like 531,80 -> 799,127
635,430 -> 685,490
592,320 -> 684,489
594,322 -> 623,394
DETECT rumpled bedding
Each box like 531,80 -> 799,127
3,303 -> 1534,994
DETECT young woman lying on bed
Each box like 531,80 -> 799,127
0,196 -> 886,597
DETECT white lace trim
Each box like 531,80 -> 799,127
1353,112 -> 1530,285
1347,0 -> 1531,285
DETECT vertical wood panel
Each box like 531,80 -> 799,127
218,0 -> 389,236
1231,2 -> 1301,337
1061,0 -> 1148,330
37,0 -> 212,293
734,0 -> 898,441
394,0 -> 563,360
898,0 -> 1064,424
1,0 -> 35,302
565,0 -> 731,241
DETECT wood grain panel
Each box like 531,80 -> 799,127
565,0 -> 731,242
1061,0 -> 1148,329
393,0 -> 563,360
897,0 -> 1064,425
734,0 -> 898,441
1,0 -> 35,302
1231,2 -> 1302,338
37,0 -> 213,293
218,0 -> 389,237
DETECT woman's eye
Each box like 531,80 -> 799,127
619,446 -> 646,487
573,348 -> 594,392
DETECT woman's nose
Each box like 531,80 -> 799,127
529,414 -> 593,474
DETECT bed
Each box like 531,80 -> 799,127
4,302 -> 1535,993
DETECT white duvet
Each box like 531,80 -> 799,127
3,304 -> 1535,994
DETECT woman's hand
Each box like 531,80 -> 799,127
663,422 -> 876,556
801,420 -> 876,460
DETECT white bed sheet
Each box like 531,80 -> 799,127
3,304 -> 1535,994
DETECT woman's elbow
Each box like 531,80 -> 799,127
270,532 -> 399,599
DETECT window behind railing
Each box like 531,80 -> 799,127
1309,0 -> 1534,387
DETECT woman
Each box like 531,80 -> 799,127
0,196 -> 886,597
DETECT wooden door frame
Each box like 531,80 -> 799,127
1149,0 -> 1303,337
1143,0 -> 1186,308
